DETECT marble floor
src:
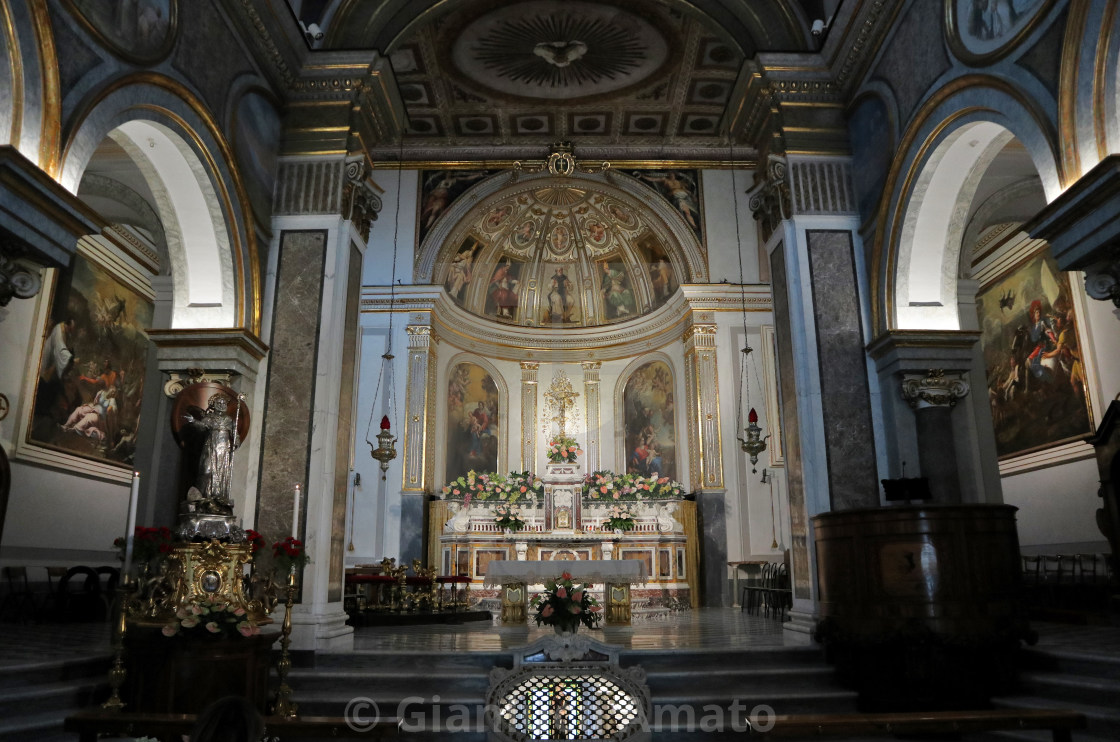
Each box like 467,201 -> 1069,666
1,610 -> 1118,667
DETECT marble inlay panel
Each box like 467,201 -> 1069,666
256,231 -> 327,543
769,245 -> 811,600
807,230 -> 878,511
329,243 -> 363,601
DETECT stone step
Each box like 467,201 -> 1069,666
1015,669 -> 1120,708
0,654 -> 109,690
0,676 -> 104,723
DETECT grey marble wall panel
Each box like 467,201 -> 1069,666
872,0 -> 951,123
328,243 -> 362,602
256,231 -> 326,543
807,230 -> 878,511
399,495 -> 427,566
696,490 -> 728,607
769,244 -> 811,600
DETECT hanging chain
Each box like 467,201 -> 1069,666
731,140 -> 751,435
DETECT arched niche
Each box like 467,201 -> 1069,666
416,169 -> 706,328
59,78 -> 257,332
614,354 -> 679,482
884,85 -> 1061,332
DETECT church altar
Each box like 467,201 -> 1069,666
485,559 -> 646,625
429,462 -> 698,618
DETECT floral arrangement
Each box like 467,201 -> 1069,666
161,595 -> 259,638
530,571 -> 602,632
271,536 -> 311,574
493,503 -> 526,532
603,504 -> 635,532
441,470 -> 543,505
582,471 -> 686,501
547,435 -> 582,463
245,528 -> 266,554
113,526 -> 174,568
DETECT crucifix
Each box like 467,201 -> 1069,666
544,371 -> 579,439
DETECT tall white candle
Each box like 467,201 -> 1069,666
122,471 -> 140,576
292,484 -> 301,539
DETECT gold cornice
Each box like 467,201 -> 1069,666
29,0 -> 60,178
1058,1 -> 1089,185
871,74 -> 1063,335
1095,1 -> 1118,162
62,73 -> 262,336
1,0 -> 23,149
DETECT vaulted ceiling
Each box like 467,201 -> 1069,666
286,0 -> 834,158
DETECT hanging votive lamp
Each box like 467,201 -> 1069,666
369,415 -> 397,478
738,407 -> 769,473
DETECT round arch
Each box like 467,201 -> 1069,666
876,78 -> 1061,333
58,76 -> 260,333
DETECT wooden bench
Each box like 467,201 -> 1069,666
745,709 -> 1086,741
65,709 -> 401,741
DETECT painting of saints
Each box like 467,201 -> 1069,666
418,170 -> 492,243
977,250 -> 1093,458
513,220 -> 536,246
542,266 -> 579,324
445,363 -> 499,481
484,204 -> 513,230
623,361 -> 676,480
598,260 -> 636,321
30,253 -> 153,466
585,220 -> 607,246
630,169 -> 703,242
443,237 -> 482,303
549,224 -> 571,255
635,234 -> 679,307
484,259 -> 522,321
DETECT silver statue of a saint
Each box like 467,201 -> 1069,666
182,392 -> 242,516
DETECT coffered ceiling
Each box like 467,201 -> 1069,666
285,0 -> 833,159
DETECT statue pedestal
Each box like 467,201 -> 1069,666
543,462 -> 581,533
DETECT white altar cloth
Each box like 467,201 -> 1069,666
484,559 -> 646,586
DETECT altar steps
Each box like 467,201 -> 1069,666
0,655 -> 109,741
288,644 -> 859,740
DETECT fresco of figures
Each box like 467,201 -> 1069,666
446,362 -> 500,481
30,253 -> 153,466
623,361 -> 677,480
627,168 -> 703,243
418,170 -> 495,243
977,250 -> 1092,458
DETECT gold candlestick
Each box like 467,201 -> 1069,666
272,568 -> 299,719
102,575 -> 135,711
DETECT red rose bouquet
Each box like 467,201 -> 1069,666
530,571 -> 602,632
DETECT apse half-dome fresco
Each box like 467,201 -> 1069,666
434,179 -> 687,327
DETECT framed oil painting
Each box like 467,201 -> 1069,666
66,0 -> 178,64
28,252 -> 153,468
977,249 -> 1093,459
622,361 -> 677,480
946,0 -> 1056,65
445,362 -> 499,481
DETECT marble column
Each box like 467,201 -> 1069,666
520,362 -> 539,471
401,322 -> 436,566
900,370 -> 971,503
581,361 -> 601,474
683,314 -> 727,606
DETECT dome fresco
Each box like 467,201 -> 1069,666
435,179 -> 686,327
